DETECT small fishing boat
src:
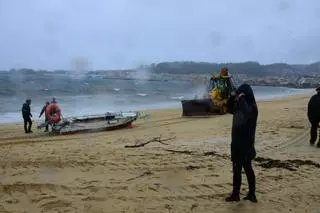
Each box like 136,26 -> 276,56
38,111 -> 139,135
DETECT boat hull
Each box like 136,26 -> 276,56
56,117 -> 137,135
39,111 -> 139,135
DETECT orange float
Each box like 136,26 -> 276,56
45,103 -> 61,123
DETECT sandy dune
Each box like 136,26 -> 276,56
0,94 -> 319,213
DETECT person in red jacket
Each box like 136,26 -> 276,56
45,102 -> 62,124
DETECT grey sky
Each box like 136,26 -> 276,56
0,0 -> 319,70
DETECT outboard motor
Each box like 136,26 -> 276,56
105,112 -> 116,120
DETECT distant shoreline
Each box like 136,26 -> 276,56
2,60 -> 320,89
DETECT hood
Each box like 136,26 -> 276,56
236,83 -> 257,106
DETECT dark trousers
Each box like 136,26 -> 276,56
310,122 -> 319,144
23,117 -> 32,133
45,116 -> 49,131
232,158 -> 256,195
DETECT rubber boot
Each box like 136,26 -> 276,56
225,192 -> 240,202
244,191 -> 258,203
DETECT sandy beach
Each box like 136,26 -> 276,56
0,93 -> 319,213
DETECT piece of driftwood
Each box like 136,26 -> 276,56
127,170 -> 153,181
164,149 -> 194,154
124,135 -> 176,148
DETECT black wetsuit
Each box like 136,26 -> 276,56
307,92 -> 320,145
22,103 -> 32,133
226,84 -> 258,197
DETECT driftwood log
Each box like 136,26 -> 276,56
124,135 -> 176,148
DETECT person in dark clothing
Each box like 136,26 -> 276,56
225,83 -> 258,203
307,87 -> 320,147
39,101 -> 50,132
22,99 -> 33,133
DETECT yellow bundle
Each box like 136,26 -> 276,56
211,87 -> 223,100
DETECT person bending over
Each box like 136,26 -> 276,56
39,101 -> 50,132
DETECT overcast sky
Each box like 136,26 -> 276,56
0,0 -> 319,70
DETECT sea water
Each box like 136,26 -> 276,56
0,79 -> 313,123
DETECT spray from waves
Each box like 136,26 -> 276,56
128,64 -> 152,85
185,81 -> 209,99
177,75 -> 210,99
133,66 -> 151,80
124,64 -> 153,98
8,69 -> 34,99
69,56 -> 92,80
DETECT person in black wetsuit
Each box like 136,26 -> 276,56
39,101 -> 50,132
225,83 -> 258,203
22,99 -> 33,133
307,87 -> 320,147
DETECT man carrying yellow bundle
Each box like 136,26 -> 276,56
210,67 -> 229,100
208,67 -> 231,113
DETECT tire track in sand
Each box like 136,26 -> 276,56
138,116 -> 217,129
259,129 -> 309,155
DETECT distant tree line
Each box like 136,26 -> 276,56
148,61 -> 320,76
1,61 -> 319,77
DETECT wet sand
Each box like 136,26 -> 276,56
0,93 -> 319,213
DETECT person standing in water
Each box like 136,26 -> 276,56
39,101 -> 50,132
225,83 -> 258,203
22,99 -> 33,133
307,87 -> 320,147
